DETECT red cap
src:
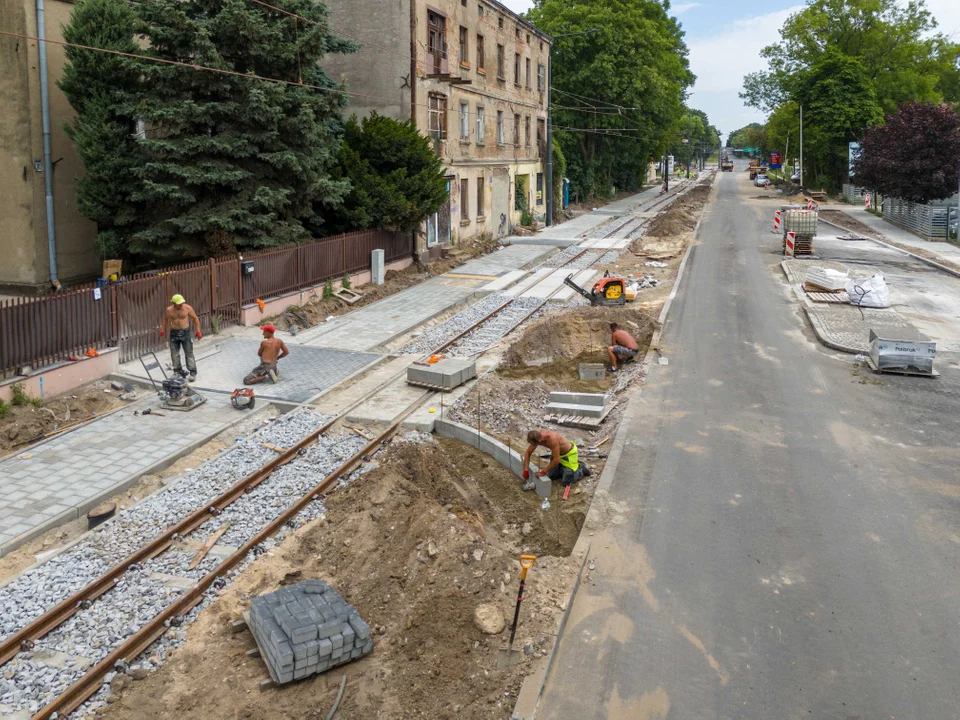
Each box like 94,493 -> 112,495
261,324 -> 276,334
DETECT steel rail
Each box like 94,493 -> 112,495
30,391 -> 431,720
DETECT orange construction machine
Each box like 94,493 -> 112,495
563,272 -> 626,307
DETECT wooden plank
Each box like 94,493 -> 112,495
187,522 -> 232,570
260,443 -> 286,453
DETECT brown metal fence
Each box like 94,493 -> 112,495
1,229 -> 412,374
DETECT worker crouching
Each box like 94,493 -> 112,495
521,429 -> 591,492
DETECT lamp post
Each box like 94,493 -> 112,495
546,28 -> 599,227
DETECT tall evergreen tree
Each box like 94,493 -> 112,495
58,0 -> 143,259
125,0 -> 356,259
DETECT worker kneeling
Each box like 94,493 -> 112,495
244,325 -> 289,385
521,429 -> 591,492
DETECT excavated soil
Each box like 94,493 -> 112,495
499,305 -> 656,391
637,183 -> 711,240
98,436 -> 581,720
271,235 -> 502,332
0,382 -> 125,457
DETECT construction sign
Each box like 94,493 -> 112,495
773,210 -> 782,233
785,231 -> 796,257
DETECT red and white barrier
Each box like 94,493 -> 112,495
785,231 -> 796,257
773,210 -> 781,232
864,194 -> 871,209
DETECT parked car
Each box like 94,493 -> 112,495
790,171 -> 801,184
755,174 -> 770,187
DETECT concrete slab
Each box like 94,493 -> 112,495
577,237 -> 633,250
455,243 -> 558,276
310,355 -> 415,416
513,268 -> 599,301
481,270 -> 528,292
120,337 -> 380,403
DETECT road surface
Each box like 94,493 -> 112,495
537,170 -> 960,719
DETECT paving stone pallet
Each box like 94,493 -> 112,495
248,580 -> 372,684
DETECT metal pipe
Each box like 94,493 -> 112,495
36,0 -> 59,284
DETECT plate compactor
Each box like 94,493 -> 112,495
139,352 -> 206,411
563,271 -> 627,307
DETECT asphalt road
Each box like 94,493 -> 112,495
537,170 -> 960,719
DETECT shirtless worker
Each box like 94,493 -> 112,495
607,322 -> 639,372
160,294 -> 202,381
244,325 -> 289,384
520,429 -> 591,492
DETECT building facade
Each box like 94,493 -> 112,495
0,0 -> 100,292
325,0 -> 550,251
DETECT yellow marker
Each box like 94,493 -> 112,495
429,408 -> 436,413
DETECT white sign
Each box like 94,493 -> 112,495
92,287 -> 102,301
848,142 -> 860,176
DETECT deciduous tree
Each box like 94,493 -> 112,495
852,101 -> 960,203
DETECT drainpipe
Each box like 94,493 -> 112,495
545,49 -> 553,226
36,0 -> 59,285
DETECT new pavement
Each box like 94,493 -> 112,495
537,171 -> 960,719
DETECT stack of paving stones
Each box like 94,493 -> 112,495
249,580 -> 372,684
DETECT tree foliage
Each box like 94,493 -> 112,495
60,0 -> 358,263
528,0 -> 694,198
726,123 -> 765,150
328,112 -> 448,233
58,0 -> 143,258
852,101 -> 960,203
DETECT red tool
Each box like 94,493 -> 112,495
562,485 -> 571,501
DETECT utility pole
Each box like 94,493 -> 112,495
799,104 -> 804,189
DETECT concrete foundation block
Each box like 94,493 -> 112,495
548,391 -> 605,407
578,363 -> 605,381
543,402 -> 605,418
372,249 -> 385,285
407,358 -> 477,390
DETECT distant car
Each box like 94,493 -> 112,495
790,172 -> 801,184
755,174 -> 770,187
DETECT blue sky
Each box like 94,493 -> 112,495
501,0 -> 960,140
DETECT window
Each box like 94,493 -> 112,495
526,33 -> 531,43
498,16 -> 503,30
496,44 -> 505,80
459,26 -> 469,66
525,115 -> 531,146
461,0 -> 466,5
477,34 -> 485,71
537,63 -> 545,92
461,178 -> 469,220
537,118 -> 545,148
540,40 -> 544,51
478,4 -> 483,17
497,110 -> 504,145
513,113 -> 520,146
515,28 -> 521,39
428,94 -> 447,139
525,58 -> 531,88
459,101 -> 470,141
476,106 -> 485,144
536,172 -> 544,205
427,11 -> 446,75
514,53 -> 521,85
477,174 -> 485,217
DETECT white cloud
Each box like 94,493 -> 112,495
497,0 -> 534,15
924,0 -> 960,38
671,2 -> 701,14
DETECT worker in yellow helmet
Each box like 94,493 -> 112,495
160,294 -> 202,381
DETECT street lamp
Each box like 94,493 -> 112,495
546,28 -> 600,227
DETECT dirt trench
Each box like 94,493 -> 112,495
98,436 -> 581,720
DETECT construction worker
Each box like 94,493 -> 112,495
607,322 -> 639,371
521,429 -> 590,492
160,294 -> 202,381
244,325 -> 289,385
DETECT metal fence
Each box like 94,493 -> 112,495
841,184 -> 866,204
882,197 -> 950,240
1,229 -> 412,375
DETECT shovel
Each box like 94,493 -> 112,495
497,555 -> 537,668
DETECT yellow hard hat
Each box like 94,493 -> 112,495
171,294 -> 185,304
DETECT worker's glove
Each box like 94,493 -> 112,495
195,330 -> 203,340
159,330 -> 165,338
522,470 -> 529,480
536,470 -> 547,478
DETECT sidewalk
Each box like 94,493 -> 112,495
0,396 -> 243,556
820,203 -> 960,268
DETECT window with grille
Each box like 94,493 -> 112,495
537,63 -> 545,92
460,101 -> 470,140
476,106 -> 485,144
536,172 -> 544,205
477,175 -> 485,217
497,111 -> 504,144
461,178 -> 469,220
428,12 -> 446,75
428,94 -> 447,140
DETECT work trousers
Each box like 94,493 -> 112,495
169,329 -> 197,375
244,361 -> 278,385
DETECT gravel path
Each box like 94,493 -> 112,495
399,293 -> 510,355
0,409 -> 365,716
447,297 -> 552,357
